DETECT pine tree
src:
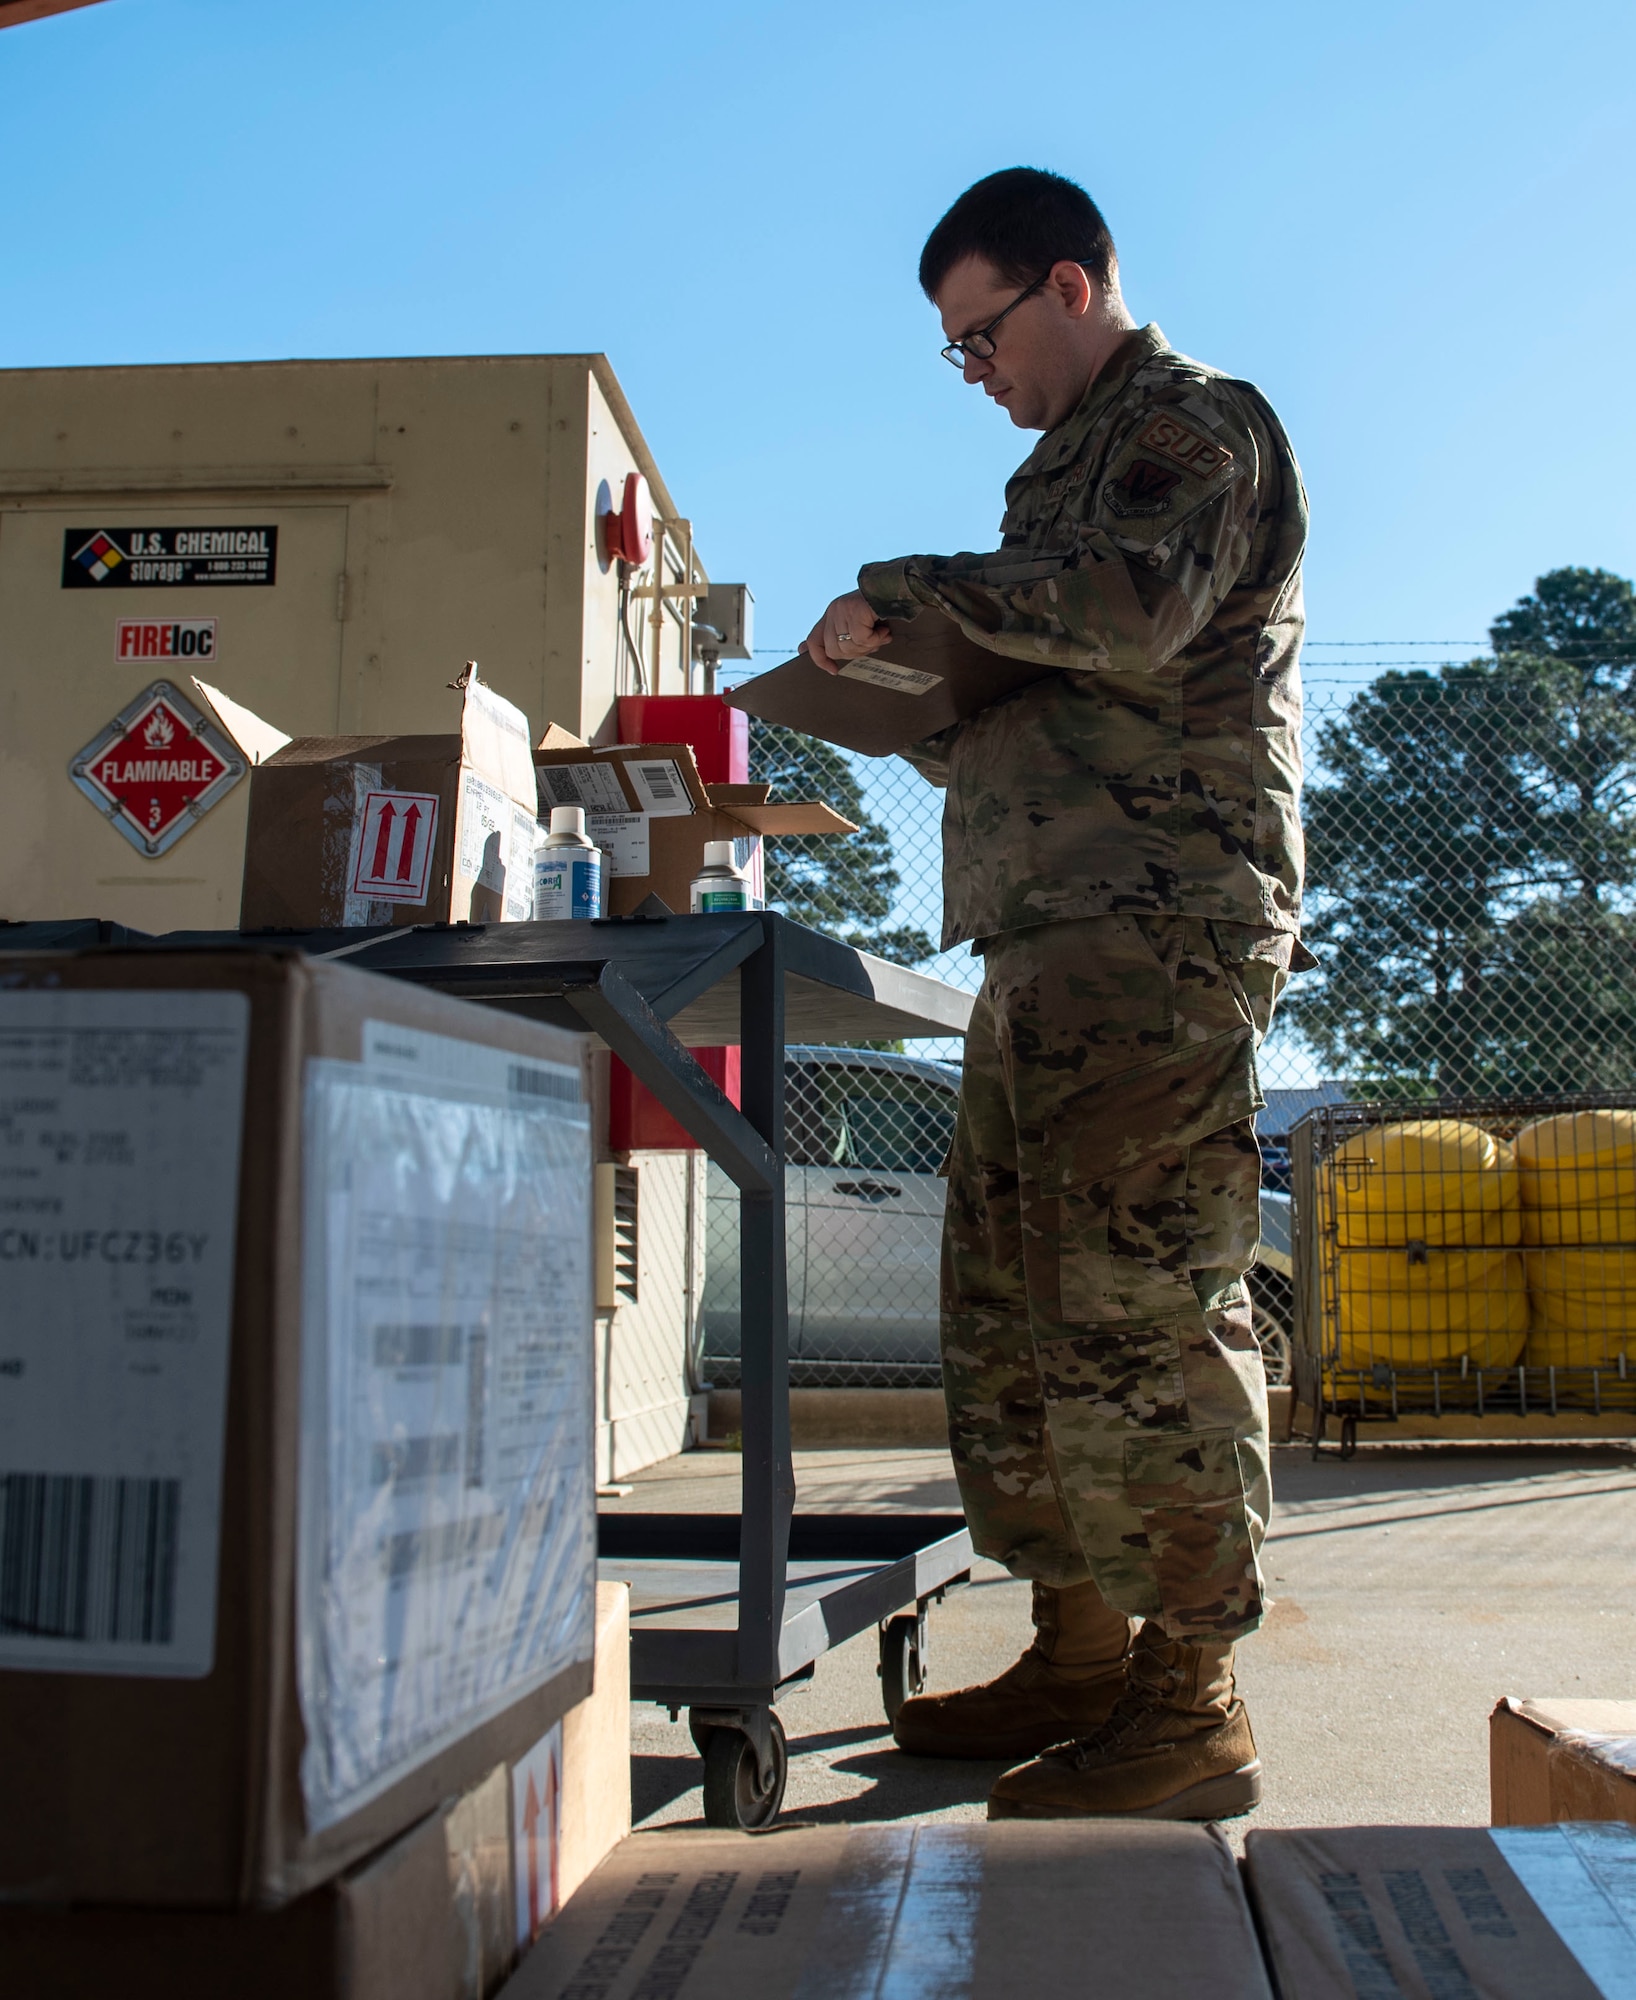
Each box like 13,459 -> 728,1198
748,721 -> 935,966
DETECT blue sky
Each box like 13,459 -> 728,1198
4,0 -> 1634,683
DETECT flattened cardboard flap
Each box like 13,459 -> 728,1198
461,673 -> 539,811
193,677 -> 293,767
1245,1822 -> 1636,2000
503,1821 -> 1270,1999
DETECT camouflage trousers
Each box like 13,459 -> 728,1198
942,913 -> 1296,1641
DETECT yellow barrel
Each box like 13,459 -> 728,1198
1524,1247 -> 1636,1367
1516,1109 -> 1636,1245
1335,1247 -> 1529,1369
1517,1111 -> 1636,1374
1330,1119 -> 1521,1248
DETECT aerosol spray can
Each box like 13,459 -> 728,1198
690,838 -> 753,914
535,806 -> 603,920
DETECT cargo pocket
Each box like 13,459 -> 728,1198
1058,1153 -> 1195,1324
1036,1320 -> 1188,1430
1122,1429 -> 1264,1636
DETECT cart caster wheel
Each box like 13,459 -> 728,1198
701,1713 -> 787,1830
879,1613 -> 926,1726
1340,1416 -> 1358,1461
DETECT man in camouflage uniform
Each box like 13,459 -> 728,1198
804,167 -> 1309,1820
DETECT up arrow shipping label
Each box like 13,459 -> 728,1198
350,789 -> 439,904
68,679 -> 247,858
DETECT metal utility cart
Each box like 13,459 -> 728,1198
1293,1093 -> 1636,1459
3,911 -> 976,1829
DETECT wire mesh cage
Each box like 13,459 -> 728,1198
1292,1094 -> 1636,1450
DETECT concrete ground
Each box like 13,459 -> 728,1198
600,1440 -> 1636,1844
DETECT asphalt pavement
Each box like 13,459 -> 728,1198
599,1439 -> 1636,1845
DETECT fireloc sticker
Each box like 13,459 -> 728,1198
116,619 -> 218,662
62,526 -> 278,589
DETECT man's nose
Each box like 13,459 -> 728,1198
962,355 -> 991,387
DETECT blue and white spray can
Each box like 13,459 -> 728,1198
535,805 -> 603,920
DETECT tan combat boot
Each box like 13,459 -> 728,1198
892,1579 -> 1134,1759
986,1622 -> 1261,1819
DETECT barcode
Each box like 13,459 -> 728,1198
0,1473 -> 181,1646
636,763 -> 678,801
508,1064 -> 580,1103
545,770 -> 585,804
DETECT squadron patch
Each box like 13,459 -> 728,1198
1136,413 -> 1234,479
1103,458 -> 1183,518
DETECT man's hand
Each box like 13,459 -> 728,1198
803,591 -> 893,676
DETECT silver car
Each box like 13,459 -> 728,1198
700,1046 -> 1292,1386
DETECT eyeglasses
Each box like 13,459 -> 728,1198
941,273 -> 1050,368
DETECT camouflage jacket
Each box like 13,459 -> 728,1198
857,324 -> 1307,950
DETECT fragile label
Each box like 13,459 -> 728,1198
585,811 -> 649,878
512,1722 -> 563,1945
621,757 -> 693,817
536,762 -> 631,817
0,989 -> 250,1678
351,789 -> 439,904
838,659 -> 943,695
116,618 -> 217,663
62,526 -> 278,589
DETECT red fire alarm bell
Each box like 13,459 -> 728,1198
602,471 -> 653,566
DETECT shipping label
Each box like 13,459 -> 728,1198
621,757 -> 694,818
297,1027 -> 594,1826
536,762 -> 630,817
585,812 -> 649,878
63,526 -> 278,589
838,659 -> 942,695
0,990 -> 250,1678
456,772 -> 537,920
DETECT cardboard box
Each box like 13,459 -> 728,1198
2,1586 -> 632,2000
533,734 -> 854,917
0,949 -> 597,1907
1492,1696 -> 1636,1826
1244,1821 -> 1636,2000
241,673 -> 541,929
0,1764 -> 515,2000
510,1581 -> 632,1956
501,1821 -> 1272,1999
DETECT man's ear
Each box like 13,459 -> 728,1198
1049,260 -> 1095,319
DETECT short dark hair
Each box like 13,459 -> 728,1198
918,167 -> 1116,300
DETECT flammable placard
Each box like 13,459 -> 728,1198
69,679 -> 248,858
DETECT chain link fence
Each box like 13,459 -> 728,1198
699,663 -> 1636,1389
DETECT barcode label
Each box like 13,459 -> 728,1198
508,1063 -> 581,1104
624,757 -> 694,818
537,762 -> 628,816
0,1473 -> 181,1647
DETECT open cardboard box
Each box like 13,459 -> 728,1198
533,729 -> 855,917
241,674 -> 541,930
1491,1696 -> 1636,1826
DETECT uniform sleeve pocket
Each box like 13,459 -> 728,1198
1122,1429 -> 1265,1637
